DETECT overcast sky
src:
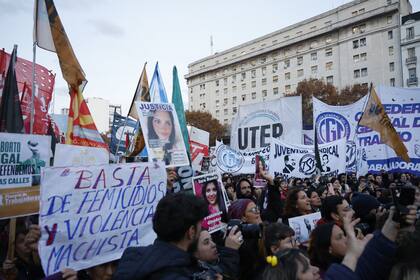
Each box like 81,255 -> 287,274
1,0 -> 419,115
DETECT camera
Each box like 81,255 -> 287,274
391,185 -> 415,226
226,219 -> 262,239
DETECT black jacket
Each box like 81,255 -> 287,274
262,184 -> 284,223
113,240 -> 197,280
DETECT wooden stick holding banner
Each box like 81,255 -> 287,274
7,218 -> 16,260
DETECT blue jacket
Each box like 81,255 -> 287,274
113,240 -> 197,280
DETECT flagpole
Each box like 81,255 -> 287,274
30,41 -> 36,134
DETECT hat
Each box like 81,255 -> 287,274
228,199 -> 253,219
351,193 -> 380,219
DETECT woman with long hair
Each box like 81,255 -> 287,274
147,110 -> 176,165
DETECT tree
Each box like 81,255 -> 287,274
185,110 -> 226,146
295,79 -> 368,128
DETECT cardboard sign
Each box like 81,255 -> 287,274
288,212 -> 321,243
38,162 -> 167,275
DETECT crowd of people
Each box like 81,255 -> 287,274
0,167 -> 419,280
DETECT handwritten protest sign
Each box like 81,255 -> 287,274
288,212 -> 321,243
193,173 -> 229,233
0,133 -> 51,219
54,144 -> 109,167
39,162 -> 167,275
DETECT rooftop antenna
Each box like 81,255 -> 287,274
210,35 -> 214,55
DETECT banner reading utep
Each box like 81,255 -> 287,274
193,173 -> 229,233
0,133 -> 51,219
357,86 -> 419,175
230,96 -> 302,174
313,96 -> 367,172
269,138 -> 346,179
39,162 -> 167,275
135,102 -> 189,167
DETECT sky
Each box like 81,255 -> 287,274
1,0 -> 419,116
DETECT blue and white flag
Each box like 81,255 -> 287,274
149,62 -> 168,103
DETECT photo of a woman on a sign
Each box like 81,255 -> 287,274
193,173 -> 229,233
135,102 -> 189,167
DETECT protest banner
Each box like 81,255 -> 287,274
0,133 -> 51,219
135,102 -> 189,168
210,141 -> 246,174
288,212 -> 321,243
269,138 -> 346,179
230,96 -> 302,174
193,173 -> 229,233
189,126 -> 210,172
172,165 -> 194,192
54,144 -> 109,167
357,86 -> 419,175
313,96 -> 367,172
39,162 -> 167,275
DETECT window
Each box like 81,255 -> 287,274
285,72 -> 291,80
241,94 -> 246,101
284,60 -> 290,69
326,62 -> 333,71
216,110 -> 220,115
232,86 -> 237,92
352,11 -> 358,16
387,15 -> 392,24
273,75 -> 279,83
251,70 -> 256,78
215,80 -> 219,87
408,68 -> 416,78
326,36 -> 332,44
360,38 -> 366,47
272,63 -> 278,73
262,90 -> 267,97
389,62 -> 394,72
359,8 -> 365,13
216,100 -> 220,107
325,48 -> 333,56
297,56 -> 303,65
223,88 -> 228,94
408,47 -> 416,58
215,89 -> 219,95
241,83 -> 246,90
232,96 -> 237,104
285,85 -> 291,94
352,24 -> 366,34
353,54 -> 360,63
354,69 -> 360,78
260,57 -> 267,64
241,72 -> 246,81
224,119 -> 228,125
361,68 -> 368,77
387,0 -> 392,4
252,81 -> 256,88
224,109 -> 228,115
262,78 -> 267,85
407,27 -> 414,40
273,87 -> 279,95
390,78 -> 395,87
388,30 -> 393,40
389,46 -> 394,56
311,66 -> 318,74
223,78 -> 227,86
360,53 -> 367,61
353,40 -> 359,49
233,107 -> 237,114
297,69 -> 304,77
252,92 -> 256,99
262,67 -> 266,76
326,76 -> 333,84
232,74 -> 236,84
223,98 -> 228,105
311,52 -> 317,61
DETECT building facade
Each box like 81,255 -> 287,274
85,97 -> 122,133
401,11 -> 420,87
185,0 -> 413,126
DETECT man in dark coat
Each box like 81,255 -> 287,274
113,193 -> 208,280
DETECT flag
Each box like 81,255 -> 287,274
172,66 -> 191,158
0,46 -> 24,133
149,62 -> 168,103
110,111 -> 137,154
126,63 -> 150,157
128,63 -> 150,119
359,86 -> 409,162
314,126 -> 323,175
34,0 -> 106,148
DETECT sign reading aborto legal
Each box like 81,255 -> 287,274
39,162 -> 167,275
0,133 -> 51,219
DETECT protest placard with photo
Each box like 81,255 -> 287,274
0,133 -> 51,219
135,102 -> 189,167
253,155 -> 267,188
288,212 -> 321,243
192,173 -> 229,233
39,162 -> 167,275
